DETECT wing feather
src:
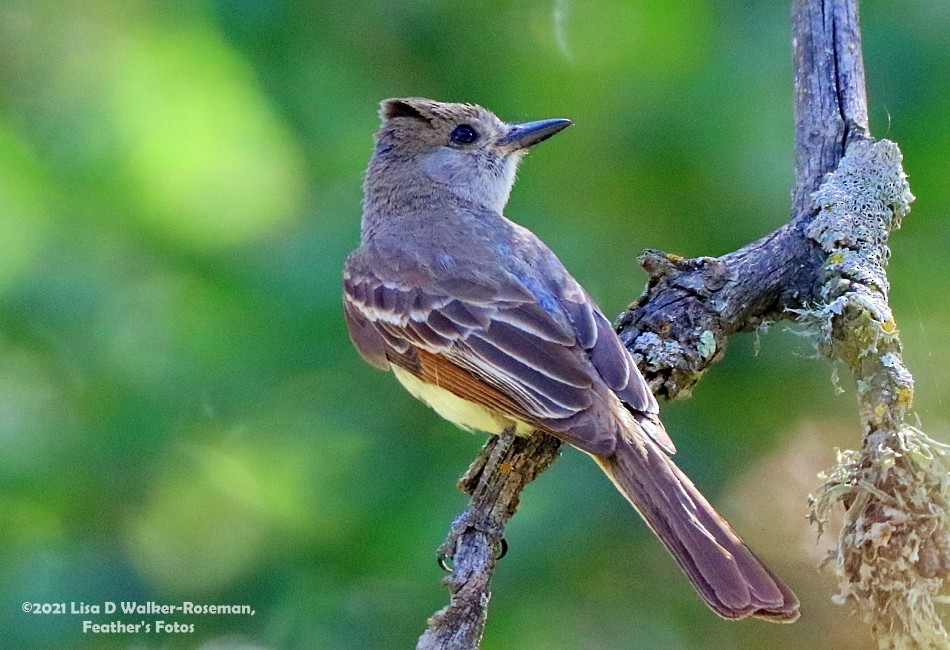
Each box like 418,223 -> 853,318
343,297 -> 389,370
344,249 -> 669,453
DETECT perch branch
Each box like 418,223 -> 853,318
418,0 -> 946,647
416,433 -> 561,650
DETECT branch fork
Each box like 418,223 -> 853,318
416,1 -> 947,647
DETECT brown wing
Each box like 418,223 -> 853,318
413,347 -> 545,428
555,278 -> 672,453
343,297 -> 390,370
343,256 -> 593,422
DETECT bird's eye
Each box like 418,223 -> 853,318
450,124 -> 479,145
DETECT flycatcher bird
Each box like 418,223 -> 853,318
343,98 -> 800,622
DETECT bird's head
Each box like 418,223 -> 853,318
369,98 -> 571,213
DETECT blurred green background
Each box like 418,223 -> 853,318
1,1 -> 948,648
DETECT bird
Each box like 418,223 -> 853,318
342,97 -> 800,622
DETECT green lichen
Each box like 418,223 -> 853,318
697,330 -> 717,360
632,331 -> 703,400
806,139 -> 914,297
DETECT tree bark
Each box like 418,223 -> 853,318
615,0 -> 869,400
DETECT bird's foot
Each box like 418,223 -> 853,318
436,505 -> 508,573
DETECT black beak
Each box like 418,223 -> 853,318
499,118 -> 572,150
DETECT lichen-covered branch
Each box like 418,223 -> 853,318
805,140 -> 949,648
616,0 -> 869,399
616,0 -> 949,645
420,0 -> 947,647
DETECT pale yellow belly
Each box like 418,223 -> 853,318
391,365 -> 535,436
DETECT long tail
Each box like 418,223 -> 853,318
594,434 -> 800,622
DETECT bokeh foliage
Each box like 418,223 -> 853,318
0,1 -> 947,648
